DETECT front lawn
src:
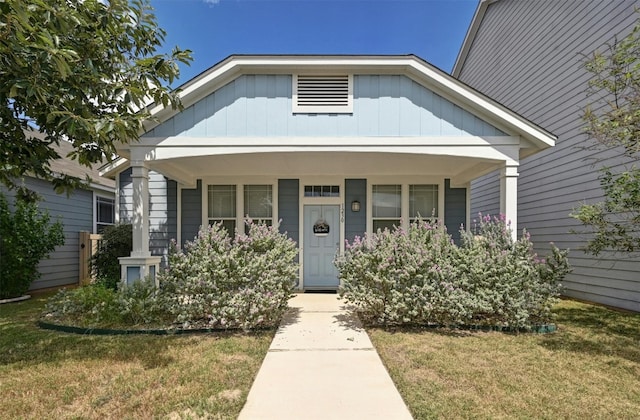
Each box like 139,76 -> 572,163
0,293 -> 273,419
369,299 -> 640,419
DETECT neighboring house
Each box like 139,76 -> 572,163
453,0 -> 640,311
1,135 -> 116,291
101,54 -> 555,290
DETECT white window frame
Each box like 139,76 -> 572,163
371,184 -> 402,232
367,177 -> 444,234
94,192 -> 116,234
206,184 -> 238,233
202,177 -> 278,235
243,184 -> 274,230
409,184 -> 439,223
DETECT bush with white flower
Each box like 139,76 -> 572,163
336,215 -> 569,330
159,221 -> 298,330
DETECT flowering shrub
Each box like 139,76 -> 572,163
336,215 -> 570,329
459,214 -> 569,329
44,221 -> 298,330
159,221 -> 298,330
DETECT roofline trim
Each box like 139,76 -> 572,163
452,0 -> 499,78
139,53 -> 554,151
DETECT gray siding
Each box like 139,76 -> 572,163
345,179 -> 367,243
457,0 -> 640,311
167,180 -> 178,246
119,169 -> 178,265
148,172 -> 170,265
181,180 -> 202,246
2,177 -> 98,291
143,74 -> 505,138
444,179 -> 467,244
277,179 -> 299,244
118,168 -> 133,223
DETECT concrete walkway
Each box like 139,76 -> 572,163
239,293 -> 413,420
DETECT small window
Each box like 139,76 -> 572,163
293,75 -> 353,113
304,185 -> 340,197
410,184 -> 438,221
96,196 -> 115,233
244,185 -> 273,232
372,185 -> 401,231
208,185 -> 236,233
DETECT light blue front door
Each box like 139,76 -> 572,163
303,205 -> 340,289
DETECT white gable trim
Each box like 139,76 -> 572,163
140,55 -> 555,153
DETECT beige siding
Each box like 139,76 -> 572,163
458,0 -> 640,311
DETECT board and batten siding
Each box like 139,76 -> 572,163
444,179 -> 467,244
143,75 -> 505,139
119,168 -> 176,266
2,177 -> 95,291
180,180 -> 202,246
277,179 -> 299,244
457,0 -> 640,311
345,179 -> 367,243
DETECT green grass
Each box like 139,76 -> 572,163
369,299 -> 640,419
0,293 -> 273,419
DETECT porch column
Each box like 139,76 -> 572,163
130,163 -> 150,257
119,161 -> 161,286
500,165 -> 519,241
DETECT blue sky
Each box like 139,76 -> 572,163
150,0 -> 478,85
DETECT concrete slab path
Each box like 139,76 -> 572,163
239,293 -> 413,420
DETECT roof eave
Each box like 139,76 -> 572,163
138,53 -> 555,155
452,0 -> 499,78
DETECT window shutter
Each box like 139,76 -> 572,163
293,75 -> 353,113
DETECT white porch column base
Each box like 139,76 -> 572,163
119,256 -> 162,287
500,165 -> 519,241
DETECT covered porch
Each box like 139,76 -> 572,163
114,137 -> 521,289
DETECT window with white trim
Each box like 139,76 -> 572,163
208,185 -> 236,233
304,185 -> 340,197
372,184 -> 401,231
95,196 -> 115,233
410,184 -> 439,222
244,184 -> 273,232
293,75 -> 353,113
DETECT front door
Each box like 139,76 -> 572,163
303,205 -> 340,289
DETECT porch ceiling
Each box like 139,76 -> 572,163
149,152 -> 501,185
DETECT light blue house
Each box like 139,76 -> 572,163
103,55 -> 555,290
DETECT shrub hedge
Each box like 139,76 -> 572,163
0,193 -> 64,299
44,221 -> 298,331
336,214 -> 570,329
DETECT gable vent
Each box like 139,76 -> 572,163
293,75 -> 353,113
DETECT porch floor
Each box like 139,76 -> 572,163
238,293 -> 413,420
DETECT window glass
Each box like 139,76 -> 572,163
244,185 -> 272,218
304,185 -> 340,197
208,185 -> 236,233
208,185 -> 236,218
372,219 -> 400,232
410,184 -> 438,219
372,185 -> 401,218
372,184 -> 401,231
96,196 -> 115,233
